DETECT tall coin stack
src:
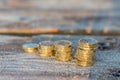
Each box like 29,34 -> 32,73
54,40 -> 73,62
38,41 -> 54,57
76,38 -> 98,67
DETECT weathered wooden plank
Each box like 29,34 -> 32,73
0,0 -> 119,35
0,15 -> 120,35
0,35 -> 120,80
0,0 -> 113,10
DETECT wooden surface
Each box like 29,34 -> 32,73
0,0 -> 120,35
0,35 -> 120,80
0,0 -> 114,10
0,0 -> 120,80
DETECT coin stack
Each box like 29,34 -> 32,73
38,41 -> 54,57
54,40 -> 73,62
76,38 -> 98,67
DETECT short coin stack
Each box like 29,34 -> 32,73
38,41 -> 54,57
76,38 -> 98,67
54,40 -> 73,62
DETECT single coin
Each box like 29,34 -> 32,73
54,40 -> 72,47
76,59 -> 94,67
79,38 -> 98,49
22,43 -> 38,53
39,41 -> 54,50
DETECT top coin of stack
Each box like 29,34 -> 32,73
38,41 -> 54,57
78,38 -> 98,50
54,40 -> 73,61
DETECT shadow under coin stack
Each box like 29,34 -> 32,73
76,38 -> 98,67
55,40 -> 73,62
38,41 -> 54,57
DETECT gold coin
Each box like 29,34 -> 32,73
76,57 -> 95,61
77,50 -> 95,55
55,54 -> 72,62
78,38 -> 98,49
76,52 -> 95,58
22,43 -> 38,53
38,48 -> 54,52
78,44 -> 98,50
55,45 -> 72,49
55,47 -> 72,51
55,50 -> 73,54
76,62 -> 94,67
54,40 -> 72,48
79,38 -> 98,46
55,51 -> 72,61
77,47 -> 97,51
76,59 -> 94,67
39,41 -> 54,50
38,52 -> 53,57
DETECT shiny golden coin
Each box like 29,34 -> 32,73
54,40 -> 72,48
55,52 -> 71,56
22,43 -> 38,53
39,41 -> 54,50
55,54 -> 72,62
38,50 -> 54,57
78,38 -> 98,49
76,62 -> 94,67
55,50 -> 73,54
76,52 -> 95,58
55,47 -> 72,52
55,51 -> 72,61
79,38 -> 98,46
76,57 -> 95,62
55,52 -> 72,61
78,44 -> 98,50
76,59 -> 94,67
79,42 -> 98,48
76,56 -> 95,61
55,45 -> 72,49
56,52 -> 72,57
76,53 -> 95,57
38,49 -> 54,53
77,48 -> 96,52
56,57 -> 72,62
76,54 -> 95,58
77,50 -> 95,55
38,52 -> 53,57
76,53 -> 95,58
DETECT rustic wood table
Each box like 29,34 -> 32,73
0,35 -> 120,80
0,0 -> 120,80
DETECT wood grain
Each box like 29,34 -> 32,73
0,35 -> 119,80
0,0 -> 119,35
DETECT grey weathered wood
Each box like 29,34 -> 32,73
0,35 -> 119,80
0,15 -> 120,35
0,0 -> 120,35
0,0 -> 113,10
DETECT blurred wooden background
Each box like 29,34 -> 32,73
0,0 -> 120,35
